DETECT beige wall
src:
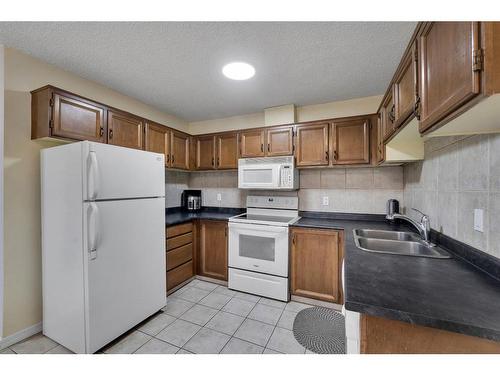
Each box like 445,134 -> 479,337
188,95 -> 382,135
403,135 -> 500,259
2,48 -> 187,338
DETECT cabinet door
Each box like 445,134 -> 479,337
170,131 -> 190,170
419,22 -> 481,133
394,42 -> 418,128
216,133 -> 239,169
198,220 -> 228,281
291,228 -> 341,303
52,93 -> 105,142
376,111 -> 385,164
382,92 -> 396,141
331,118 -> 370,165
295,123 -> 329,166
266,126 -> 294,156
145,122 -> 170,167
240,129 -> 265,158
107,110 -> 143,150
195,135 -> 216,170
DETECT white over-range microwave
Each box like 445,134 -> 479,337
238,156 -> 299,190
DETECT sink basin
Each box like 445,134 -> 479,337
354,229 -> 420,242
352,231 -> 452,259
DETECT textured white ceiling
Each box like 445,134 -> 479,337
0,22 -> 416,121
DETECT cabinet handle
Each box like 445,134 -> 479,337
211,157 -> 214,166
292,234 -> 296,245
172,155 -> 175,164
325,151 -> 329,161
225,227 -> 227,237
166,154 -> 170,163
217,157 -> 220,167
109,128 -> 113,139
267,144 -> 270,152
333,150 -> 338,160
261,144 -> 264,152
99,127 -> 104,137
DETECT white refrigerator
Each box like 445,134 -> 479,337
41,141 -> 166,354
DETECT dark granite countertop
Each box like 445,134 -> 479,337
166,207 -> 244,227
292,212 -> 500,342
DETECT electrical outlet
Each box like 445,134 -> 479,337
217,193 -> 222,202
322,196 -> 329,206
474,208 -> 484,232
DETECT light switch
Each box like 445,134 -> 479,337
217,193 -> 222,202
322,196 -> 329,206
474,208 -> 484,232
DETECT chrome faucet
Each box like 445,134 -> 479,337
386,208 -> 434,246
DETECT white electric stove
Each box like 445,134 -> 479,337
228,196 -> 299,301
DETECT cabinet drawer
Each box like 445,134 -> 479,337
166,243 -> 193,271
166,232 -> 192,250
167,260 -> 193,291
166,222 -> 193,238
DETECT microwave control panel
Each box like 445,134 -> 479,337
280,165 -> 293,187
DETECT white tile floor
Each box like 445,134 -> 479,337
1,279 -> 316,354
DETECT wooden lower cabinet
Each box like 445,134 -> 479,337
197,220 -> 228,281
290,228 -> 343,303
166,223 -> 194,293
360,314 -> 500,354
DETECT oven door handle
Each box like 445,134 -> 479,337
228,222 -> 288,233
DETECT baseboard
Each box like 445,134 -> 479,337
0,322 -> 42,350
291,295 -> 342,311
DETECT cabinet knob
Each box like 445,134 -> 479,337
172,155 -> 175,164
325,151 -> 329,161
267,144 -> 270,152
109,129 -> 113,139
99,127 -> 104,137
261,144 -> 264,152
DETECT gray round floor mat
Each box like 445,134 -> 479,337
292,306 -> 346,354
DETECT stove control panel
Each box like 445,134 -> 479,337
246,195 -> 298,210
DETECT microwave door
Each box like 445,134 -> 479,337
239,164 -> 280,189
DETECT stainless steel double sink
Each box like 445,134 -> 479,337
352,229 -> 452,259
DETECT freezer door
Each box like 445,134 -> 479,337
83,141 -> 165,201
84,198 -> 166,353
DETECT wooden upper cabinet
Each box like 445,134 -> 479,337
418,22 -> 481,133
216,133 -> 239,169
107,110 -> 143,150
382,91 -> 396,141
266,126 -> 294,156
145,122 -> 170,167
394,41 -> 418,128
291,228 -> 342,303
31,87 -> 106,142
170,130 -> 190,170
331,117 -> 370,165
195,135 -> 216,170
376,111 -> 385,164
295,122 -> 329,166
240,129 -> 265,158
52,93 -> 106,142
197,220 -> 228,281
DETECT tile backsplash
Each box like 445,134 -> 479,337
168,166 -> 404,214
403,134 -> 500,259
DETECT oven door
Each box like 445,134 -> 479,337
238,164 -> 280,189
228,222 -> 289,277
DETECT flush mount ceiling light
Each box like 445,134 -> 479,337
222,62 -> 255,80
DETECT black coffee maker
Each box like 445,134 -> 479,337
181,190 -> 202,211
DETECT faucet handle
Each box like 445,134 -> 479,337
411,208 -> 428,221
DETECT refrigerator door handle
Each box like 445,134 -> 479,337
87,151 -> 99,200
87,203 -> 99,260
